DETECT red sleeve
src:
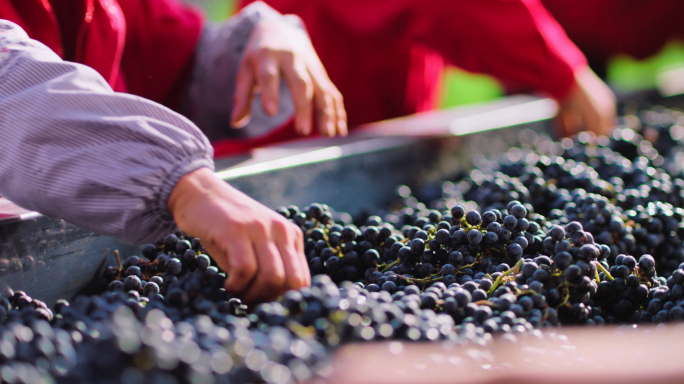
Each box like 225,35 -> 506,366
116,0 -> 204,111
543,0 -> 684,65
244,0 -> 587,101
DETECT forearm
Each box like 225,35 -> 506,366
0,20 -> 214,244
410,0 -> 587,100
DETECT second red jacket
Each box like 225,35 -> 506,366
0,0 -> 202,112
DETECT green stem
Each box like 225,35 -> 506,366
395,273 -> 444,285
515,289 -> 538,297
593,261 -> 614,282
380,259 -> 400,273
456,263 -> 476,273
474,300 -> 497,307
487,259 -> 523,297
557,290 -> 571,308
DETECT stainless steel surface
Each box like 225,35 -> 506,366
0,215 -> 139,306
216,96 -> 555,216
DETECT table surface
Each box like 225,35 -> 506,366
327,324 -> 684,384
0,197 -> 34,221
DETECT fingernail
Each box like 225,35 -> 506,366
339,120 -> 348,136
231,115 -> 251,129
302,118 -> 312,135
267,101 -> 278,116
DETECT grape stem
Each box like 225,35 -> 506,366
515,289 -> 538,297
286,320 -> 315,339
557,291 -> 571,308
380,259 -> 400,273
114,249 -> 124,279
593,261 -> 614,282
394,273 -> 444,285
474,300 -> 497,307
555,281 -> 571,309
487,259 -> 523,296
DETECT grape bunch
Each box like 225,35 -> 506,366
0,233 -> 333,384
102,234 -> 251,320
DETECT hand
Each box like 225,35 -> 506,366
231,20 -> 347,137
167,168 -> 310,304
556,66 -> 616,137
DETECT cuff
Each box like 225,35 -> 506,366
151,155 -> 215,239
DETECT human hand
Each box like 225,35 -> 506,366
231,20 -> 347,137
167,167 -> 310,304
556,66 -> 616,137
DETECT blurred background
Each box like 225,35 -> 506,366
183,0 -> 684,108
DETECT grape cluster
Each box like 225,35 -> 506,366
0,235 -> 330,384
280,201 -> 558,333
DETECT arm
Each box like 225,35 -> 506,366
402,0 -> 615,135
0,20 -> 211,244
0,20 -> 309,302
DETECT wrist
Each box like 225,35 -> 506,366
167,167 -> 216,218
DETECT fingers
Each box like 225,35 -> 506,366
169,171 -> 310,306
309,69 -> 347,137
274,221 -> 310,291
241,235 -> 286,304
334,90 -> 348,137
555,107 -> 582,137
293,225 -> 311,287
231,65 -> 256,128
560,66 -> 616,138
255,54 -> 281,117
223,238 -> 258,294
304,46 -> 347,137
236,21 -> 346,137
597,101 -> 617,137
583,109 -> 605,137
281,58 -> 314,135
313,86 -> 336,137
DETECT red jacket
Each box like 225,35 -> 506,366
542,0 -> 684,69
242,0 -> 587,128
0,0 -> 202,112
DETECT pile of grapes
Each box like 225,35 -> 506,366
2,106 -> 684,383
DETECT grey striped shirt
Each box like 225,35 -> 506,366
0,20 -> 213,244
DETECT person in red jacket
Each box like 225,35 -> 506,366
240,0 -> 617,137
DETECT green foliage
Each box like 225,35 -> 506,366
439,67 -> 504,109
607,40 -> 684,92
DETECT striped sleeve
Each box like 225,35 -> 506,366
0,20 -> 215,244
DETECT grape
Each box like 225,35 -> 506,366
123,275 -> 141,292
